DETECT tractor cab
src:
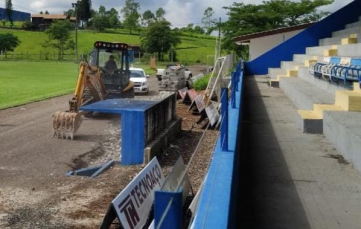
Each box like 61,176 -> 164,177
90,41 -> 134,98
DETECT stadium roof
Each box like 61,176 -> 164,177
234,23 -> 314,43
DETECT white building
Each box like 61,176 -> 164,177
234,23 -> 313,61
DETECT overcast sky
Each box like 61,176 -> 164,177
1,0 -> 355,28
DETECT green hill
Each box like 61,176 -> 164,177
0,28 -> 216,65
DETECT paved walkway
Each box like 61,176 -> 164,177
237,75 -> 361,229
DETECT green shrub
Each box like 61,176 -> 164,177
193,73 -> 211,90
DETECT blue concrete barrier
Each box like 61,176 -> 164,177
80,93 -> 177,165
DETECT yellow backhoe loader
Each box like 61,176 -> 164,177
53,41 -> 135,139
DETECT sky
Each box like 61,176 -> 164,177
1,0 -> 355,28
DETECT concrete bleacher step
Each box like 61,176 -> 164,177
269,66 -> 299,87
280,61 -> 304,70
268,68 -> 286,79
297,83 -> 361,134
293,54 -> 318,64
279,77 -> 334,110
319,34 -> 358,46
297,67 -> 346,96
306,45 -> 338,56
333,26 -> 361,37
337,43 -> 361,57
346,20 -> 361,29
323,110 -> 361,172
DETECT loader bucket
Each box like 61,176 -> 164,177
53,111 -> 82,140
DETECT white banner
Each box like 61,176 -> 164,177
112,157 -> 165,229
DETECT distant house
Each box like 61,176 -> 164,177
0,8 -> 30,21
234,23 -> 313,61
31,14 -> 76,30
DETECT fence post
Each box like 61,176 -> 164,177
231,72 -> 236,109
154,189 -> 182,229
221,87 -> 229,151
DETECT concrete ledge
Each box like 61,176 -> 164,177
323,111 -> 361,172
144,117 -> 182,164
337,43 -> 361,57
279,77 -> 334,110
269,79 -> 279,88
293,54 -> 318,64
335,90 -> 361,111
332,26 -> 361,37
297,67 -> 346,96
296,110 -> 323,134
268,68 -> 286,79
306,45 -> 335,56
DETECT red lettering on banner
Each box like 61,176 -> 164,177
138,180 -> 147,199
119,195 -> 140,229
142,178 -> 150,194
135,186 -> 143,204
146,174 -> 153,189
130,190 -> 140,208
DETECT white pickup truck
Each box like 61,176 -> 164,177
156,65 -> 192,81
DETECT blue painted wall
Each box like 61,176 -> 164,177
245,0 -> 361,75
0,8 -> 30,21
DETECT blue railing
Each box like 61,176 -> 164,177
191,60 -> 244,228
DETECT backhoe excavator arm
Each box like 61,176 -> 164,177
53,62 -> 107,140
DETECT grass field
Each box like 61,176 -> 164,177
0,61 -> 79,109
0,28 -> 216,65
0,26 -> 215,109
0,61 -> 167,110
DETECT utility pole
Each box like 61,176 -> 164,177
72,1 -> 79,63
214,17 -> 222,64
218,17 -> 222,59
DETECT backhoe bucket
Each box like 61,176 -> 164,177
53,111 -> 82,140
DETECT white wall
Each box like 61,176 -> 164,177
249,30 -> 303,61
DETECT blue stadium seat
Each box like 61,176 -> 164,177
330,58 -> 361,88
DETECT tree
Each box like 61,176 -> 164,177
45,10 -> 49,14
140,20 -> 181,61
155,7 -> 165,20
39,11 -> 43,14
64,9 -> 75,17
77,0 -> 92,22
0,33 -> 20,53
5,0 -> 13,26
202,7 -> 216,35
44,20 -> 74,59
121,0 -> 140,34
107,8 -> 120,28
92,14 -> 110,31
22,20 -> 34,30
142,10 -> 154,26
222,0 -> 333,56
194,25 -> 205,34
98,5 -> 106,15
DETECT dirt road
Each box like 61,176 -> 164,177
0,65 -> 216,228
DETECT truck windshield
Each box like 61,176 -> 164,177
98,49 -> 126,71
